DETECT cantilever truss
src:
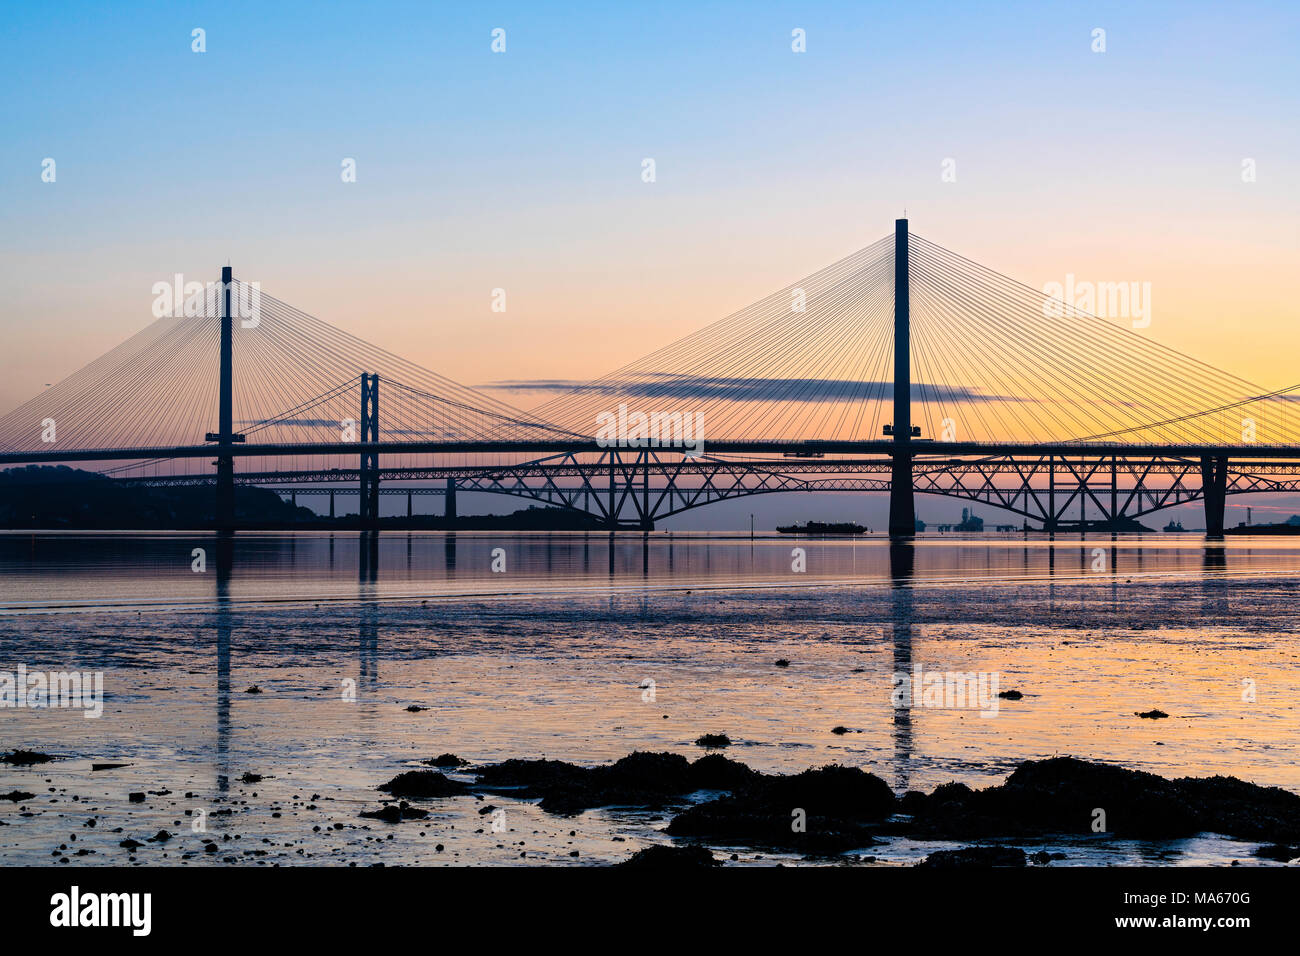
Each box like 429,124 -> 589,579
912,455 -> 1300,527
454,451 -> 851,528
122,452 -> 887,528
451,452 -> 1300,528
450,452 -> 1300,529
120,451 -> 1296,530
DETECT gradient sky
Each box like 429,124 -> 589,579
3,1 -> 1298,524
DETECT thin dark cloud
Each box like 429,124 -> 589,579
238,418 -> 342,428
485,374 -> 1020,404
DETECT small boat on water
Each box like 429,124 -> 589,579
775,520 -> 867,535
1163,519 -> 1185,532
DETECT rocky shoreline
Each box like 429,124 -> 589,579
376,750 -> 1300,867
6,746 -> 1299,867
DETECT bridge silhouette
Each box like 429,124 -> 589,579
4,219 -> 1299,536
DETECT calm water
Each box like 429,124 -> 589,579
2,531 -> 1299,866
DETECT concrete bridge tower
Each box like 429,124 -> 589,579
888,219 -> 916,537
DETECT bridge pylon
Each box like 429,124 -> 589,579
888,218 -> 916,537
359,373 -> 379,526
207,265 -> 241,531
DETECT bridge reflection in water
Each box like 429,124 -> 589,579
4,531 -> 1291,611
889,542 -> 914,792
147,531 -> 1273,795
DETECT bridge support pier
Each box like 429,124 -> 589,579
1110,456 -> 1118,525
888,218 -> 916,537
445,478 -> 457,521
641,452 -> 651,530
607,455 -> 617,530
889,451 -> 914,536
1201,454 -> 1228,538
359,373 -> 379,527
1044,456 -> 1057,533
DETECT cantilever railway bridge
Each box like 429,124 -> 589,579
3,221 -> 1298,535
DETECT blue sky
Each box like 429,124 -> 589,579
3,1 -> 1298,525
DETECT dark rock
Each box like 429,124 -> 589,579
666,764 -> 895,854
91,763 -> 129,772
475,752 -> 693,815
831,726 -> 849,735
688,753 -> 758,791
360,801 -> 429,823
150,830 -> 172,842
240,773 -> 262,784
424,753 -> 467,768
907,757 -> 1194,839
1174,775 -> 1300,843
898,790 -> 928,815
763,765 -> 896,818
918,846 -> 1027,867
476,749 -> 896,832
1,749 -> 55,765
474,757 -> 585,789
1254,844 -> 1299,862
119,839 -> 145,850
617,844 -> 720,868
378,770 -> 468,799
606,752 -> 692,791
694,734 -> 731,748
998,690 -> 1024,700
903,756 -> 1300,843
667,797 -> 881,855
463,750 -> 1300,854
405,705 -> 428,712
774,659 -> 791,668
1136,709 -> 1168,719
127,792 -> 146,803
245,685 -> 263,694
0,790 -> 34,802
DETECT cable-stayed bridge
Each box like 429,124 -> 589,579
4,220 -> 1299,535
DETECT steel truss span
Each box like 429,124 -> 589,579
108,449 -> 1295,532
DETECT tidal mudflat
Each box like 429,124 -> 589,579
2,533 -> 1299,866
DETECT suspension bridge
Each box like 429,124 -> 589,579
3,219 -> 1298,536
